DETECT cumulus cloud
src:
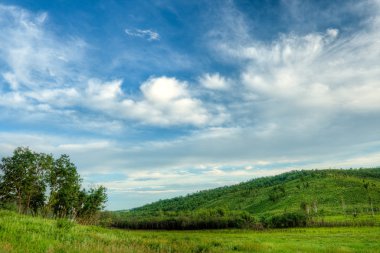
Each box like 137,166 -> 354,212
133,77 -> 210,125
84,77 -> 223,126
125,28 -> 160,41
85,79 -> 123,106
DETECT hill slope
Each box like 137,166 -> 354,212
130,168 -> 380,216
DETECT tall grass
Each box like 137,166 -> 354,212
0,210 -> 379,252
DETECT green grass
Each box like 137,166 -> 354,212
1,210 -> 379,252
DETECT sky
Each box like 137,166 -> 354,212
0,0 -> 380,210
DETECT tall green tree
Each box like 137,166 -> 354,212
25,152 -> 55,214
0,147 -> 50,214
76,186 -> 107,223
48,154 -> 81,218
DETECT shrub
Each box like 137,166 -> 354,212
262,212 -> 307,228
109,209 -> 256,230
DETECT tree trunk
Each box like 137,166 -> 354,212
17,190 -> 22,213
26,194 -> 31,214
370,197 -> 375,216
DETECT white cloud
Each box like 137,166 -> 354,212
326,28 -> 339,38
83,76 -> 224,126
85,79 -> 123,107
88,79 -> 123,100
210,1 -> 380,117
26,88 -> 80,107
132,77 -> 211,126
0,4 -> 86,90
201,0 -> 380,141
199,73 -> 230,90
125,28 -> 160,41
0,91 -> 28,109
238,28 -> 380,113
0,3 -> 92,130
140,77 -> 188,103
58,141 -> 111,151
2,72 -> 19,90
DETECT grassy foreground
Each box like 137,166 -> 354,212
1,210 -> 380,253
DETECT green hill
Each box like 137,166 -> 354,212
130,168 -> 380,217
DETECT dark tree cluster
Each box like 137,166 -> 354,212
0,147 -> 107,223
110,209 -> 255,230
260,212 -> 307,228
268,184 -> 286,202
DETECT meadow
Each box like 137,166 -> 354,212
1,210 -> 379,253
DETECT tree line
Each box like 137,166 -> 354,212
0,147 -> 107,223
108,209 -> 256,230
105,208 -> 313,230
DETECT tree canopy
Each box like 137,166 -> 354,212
0,147 -> 107,223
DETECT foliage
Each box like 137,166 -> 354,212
268,184 -> 286,202
0,147 -> 107,222
111,209 -> 255,230
260,212 -> 307,228
48,154 -> 81,218
76,186 -> 108,224
0,147 -> 50,214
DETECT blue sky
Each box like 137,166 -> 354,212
1,0 -> 380,210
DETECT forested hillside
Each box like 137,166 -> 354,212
131,168 -> 380,215
109,168 -> 380,229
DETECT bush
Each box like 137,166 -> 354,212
109,209 -> 256,230
261,212 -> 307,228
0,201 -> 17,212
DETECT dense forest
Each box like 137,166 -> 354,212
0,147 -> 107,224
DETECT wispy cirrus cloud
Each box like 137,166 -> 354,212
125,28 -> 160,41
0,4 -> 87,91
206,0 -> 380,129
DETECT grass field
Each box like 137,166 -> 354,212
0,210 -> 379,253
